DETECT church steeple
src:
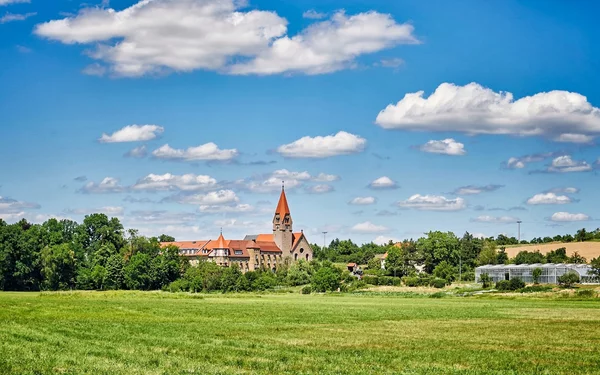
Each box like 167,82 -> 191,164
273,183 -> 293,256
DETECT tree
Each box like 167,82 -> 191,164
479,273 -> 491,288
575,228 -> 589,242
124,252 -> 152,290
558,271 -> 580,287
568,252 -> 587,264
41,244 -> 76,290
496,248 -> 508,264
104,254 -> 125,290
385,246 -> 403,277
158,234 -> 175,242
532,268 -> 542,284
311,265 -> 341,292
477,241 -> 497,266
590,257 -> 600,281
546,247 -> 568,263
433,261 -> 455,283
514,250 -> 545,265
417,231 -> 460,273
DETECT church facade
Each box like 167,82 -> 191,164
161,187 -> 313,272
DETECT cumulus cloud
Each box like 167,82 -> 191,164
124,145 -> 147,158
35,1 -> 417,77
305,184 -> 334,194
314,173 -> 340,182
548,187 -> 579,194
527,192 -> 572,205
0,12 -> 35,23
198,204 -> 254,214
419,138 -> 465,155
243,176 -> 301,193
152,143 -> 238,161
302,9 -> 326,19
271,169 -> 312,181
504,152 -> 561,169
349,196 -> 376,205
550,212 -> 590,222
351,221 -> 389,234
64,206 -> 124,216
472,215 -> 519,224
452,184 -> 503,195
132,173 -> 217,192
373,235 -> 401,245
545,156 -> 592,173
174,190 -> 239,205
277,131 -> 366,158
369,176 -> 397,189
397,194 -> 466,211
99,124 -> 163,143
0,196 -> 40,213
0,0 -> 30,5
376,82 -> 600,141
79,177 -> 126,193
554,133 -> 594,144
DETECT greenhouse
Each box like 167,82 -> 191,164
475,263 -> 598,284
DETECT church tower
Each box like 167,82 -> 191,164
273,184 -> 293,258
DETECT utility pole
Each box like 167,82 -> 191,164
517,221 -> 522,242
322,231 -> 328,250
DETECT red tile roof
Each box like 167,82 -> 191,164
254,241 -> 281,253
275,187 -> 290,218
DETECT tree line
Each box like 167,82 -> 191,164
2,214 -> 600,292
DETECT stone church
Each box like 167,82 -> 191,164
161,187 -> 313,272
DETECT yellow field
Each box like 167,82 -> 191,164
504,241 -> 600,260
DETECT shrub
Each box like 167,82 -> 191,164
301,285 -> 312,295
378,276 -> 397,286
347,280 -> 367,292
558,272 -> 580,288
519,285 -> 552,293
509,277 -> 525,290
164,279 -> 189,292
403,276 -> 418,287
575,289 -> 597,298
495,280 -> 512,291
532,268 -> 542,284
479,273 -> 491,288
363,275 -> 379,285
430,278 -> 447,289
433,261 -> 455,283
311,266 -> 341,292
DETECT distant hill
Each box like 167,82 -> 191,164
504,241 -> 600,261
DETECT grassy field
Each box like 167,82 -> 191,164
503,241 -> 600,260
1,291 -> 600,375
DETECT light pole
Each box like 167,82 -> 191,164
517,221 -> 522,242
322,231 -> 328,250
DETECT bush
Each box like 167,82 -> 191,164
311,266 -> 341,292
430,278 -> 447,289
433,261 -> 455,283
347,280 -> 367,292
363,275 -> 379,285
519,285 -> 552,293
558,271 -> 580,287
575,289 -> 597,298
378,276 -> 398,286
532,268 -> 542,284
479,273 -> 491,288
509,277 -> 525,290
301,285 -> 312,295
164,279 -> 189,292
495,280 -> 512,291
403,276 -> 418,287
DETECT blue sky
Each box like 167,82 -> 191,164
1,0 -> 599,244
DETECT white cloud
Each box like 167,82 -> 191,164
452,184 -> 503,195
65,206 -> 124,216
351,221 -> 389,234
35,1 -> 417,77
369,176 -> 397,189
127,210 -> 199,225
0,196 -> 40,213
548,187 -> 579,194
99,125 -> 163,143
377,58 -> 404,68
373,235 -> 401,245
550,212 -> 590,222
152,143 -> 238,161
505,152 -> 559,169
527,192 -> 572,205
271,169 -> 312,181
244,176 -> 301,193
82,63 -> 107,77
198,204 -> 254,214
547,156 -> 592,173
229,10 -> 419,75
419,138 -> 465,155
124,145 -> 147,158
472,215 -> 519,224
397,194 -> 466,211
0,0 -> 30,5
0,12 -> 35,23
277,131 -> 366,158
376,82 -> 600,140
349,196 -> 376,205
79,177 -> 126,193
176,190 -> 239,205
302,9 -> 326,19
554,133 -> 594,144
305,184 -> 334,194
314,173 -> 340,182
132,173 -> 217,192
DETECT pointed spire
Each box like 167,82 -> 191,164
216,231 -> 227,249
275,183 -> 291,218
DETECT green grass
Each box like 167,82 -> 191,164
1,291 -> 600,374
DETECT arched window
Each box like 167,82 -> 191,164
300,248 -> 304,254
306,254 -> 309,261
294,253 -> 298,261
